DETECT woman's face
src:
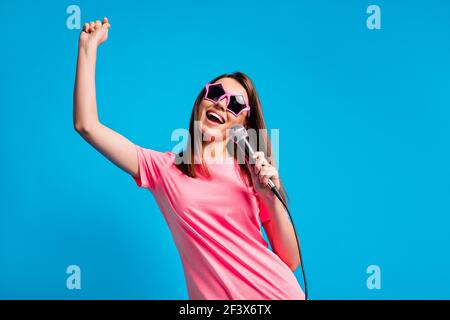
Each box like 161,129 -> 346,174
199,77 -> 250,140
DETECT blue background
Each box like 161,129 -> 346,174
0,0 -> 449,299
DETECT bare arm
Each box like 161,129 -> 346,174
262,199 -> 301,271
73,17 -> 138,177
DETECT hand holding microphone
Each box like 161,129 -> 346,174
249,151 -> 281,199
228,124 -> 281,200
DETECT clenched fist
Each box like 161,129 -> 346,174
249,151 -> 281,201
79,17 -> 111,50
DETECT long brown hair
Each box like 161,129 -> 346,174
176,71 -> 288,204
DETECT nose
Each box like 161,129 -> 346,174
214,97 -> 227,112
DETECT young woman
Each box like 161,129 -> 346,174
74,17 -> 305,300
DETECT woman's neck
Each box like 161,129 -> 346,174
202,139 -> 231,162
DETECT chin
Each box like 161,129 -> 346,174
203,128 -> 226,141
201,122 -> 226,140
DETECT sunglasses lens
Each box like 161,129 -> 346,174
228,95 -> 247,116
206,84 -> 225,102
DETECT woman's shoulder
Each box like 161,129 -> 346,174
135,145 -> 176,167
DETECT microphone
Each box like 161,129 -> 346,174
228,124 -> 309,300
228,124 -> 277,192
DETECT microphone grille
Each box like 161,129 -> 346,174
229,124 -> 248,143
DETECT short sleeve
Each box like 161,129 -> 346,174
258,196 -> 272,224
132,144 -> 173,190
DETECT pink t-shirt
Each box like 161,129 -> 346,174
132,144 -> 305,300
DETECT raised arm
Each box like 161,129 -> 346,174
73,17 -> 139,177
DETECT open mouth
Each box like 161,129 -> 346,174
206,110 -> 225,125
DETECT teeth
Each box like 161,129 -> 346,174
207,111 -> 224,124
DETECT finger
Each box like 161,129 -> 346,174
262,177 -> 270,187
255,152 -> 270,171
253,151 -> 269,165
260,157 -> 269,167
258,166 -> 268,185
254,157 -> 263,175
102,17 -> 111,29
95,20 -> 101,29
259,173 -> 270,187
89,21 -> 95,32
83,23 -> 89,32
252,151 -> 264,160
251,151 -> 264,166
266,167 -> 278,180
260,167 -> 278,183
261,170 -> 277,186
